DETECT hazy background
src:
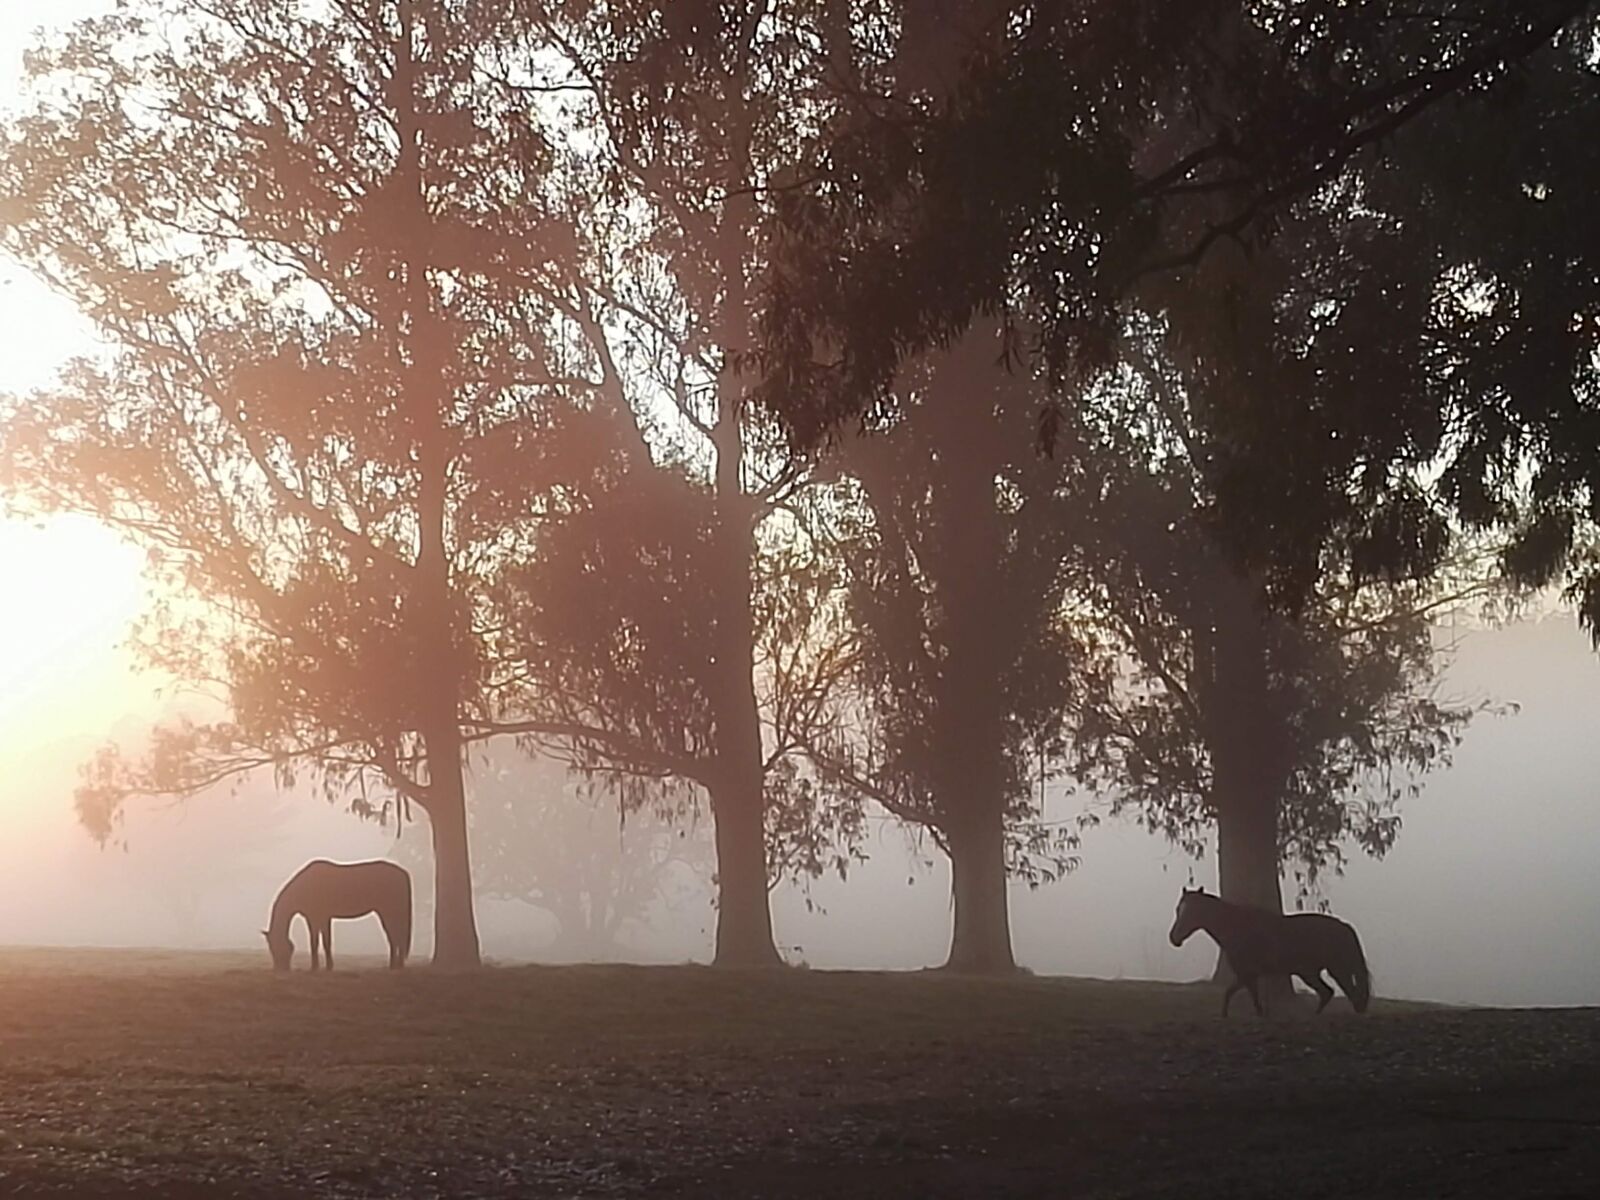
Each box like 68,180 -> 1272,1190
2,5 -> 1596,1009
0,579 -> 1595,1007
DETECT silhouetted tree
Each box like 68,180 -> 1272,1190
1056,213 -> 1495,986
757,2 -> 1593,451
1071,193 -> 1481,896
751,0 -> 1542,940
463,0 -> 870,965
0,0 -> 581,967
1070,403 -> 1483,914
811,328 -> 1105,972
1205,16 -> 1600,630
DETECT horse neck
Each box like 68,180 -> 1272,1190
1194,896 -> 1248,939
268,886 -> 299,936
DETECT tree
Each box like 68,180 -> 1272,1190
1061,225 -> 1491,984
462,0 -> 870,965
1071,433 -> 1482,913
756,1 -> 1594,453
750,0 -> 1545,954
1235,13 -> 1600,629
812,327 -> 1103,972
0,0 -> 577,966
488,429 -> 863,964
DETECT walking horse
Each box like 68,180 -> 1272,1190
1169,887 -> 1371,1016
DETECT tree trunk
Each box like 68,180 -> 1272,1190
906,324 -> 1020,976
1206,570 -> 1290,1004
424,756 -> 481,970
708,773 -> 781,967
703,391 -> 781,967
1212,760 -> 1289,1002
943,805 -> 1016,973
394,0 -> 479,970
1215,780 -> 1283,914
702,453 -> 781,967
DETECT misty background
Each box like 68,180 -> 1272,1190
2,572 -> 1593,1007
2,3 -> 1597,1009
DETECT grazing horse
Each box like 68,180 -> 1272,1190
264,860 -> 411,972
1168,887 -> 1371,1017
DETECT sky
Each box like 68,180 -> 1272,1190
0,2 -> 109,390
0,2 -> 1595,1007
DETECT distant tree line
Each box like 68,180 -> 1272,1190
1,0 -> 1589,972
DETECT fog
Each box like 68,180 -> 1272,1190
2,610 -> 1593,1007
4,0 -> 1596,1011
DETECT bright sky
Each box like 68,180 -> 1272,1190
0,1 -> 156,795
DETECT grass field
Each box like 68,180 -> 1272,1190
0,948 -> 1594,1198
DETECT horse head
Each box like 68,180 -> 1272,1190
263,928 -> 294,972
1169,887 -> 1209,947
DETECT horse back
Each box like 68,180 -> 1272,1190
285,859 -> 411,920
1217,909 -> 1363,974
1274,912 -> 1363,969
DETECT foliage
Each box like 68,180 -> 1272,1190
487,454 -> 866,886
1331,20 -> 1600,634
811,333 -> 1108,885
462,1 -> 875,925
757,2 -> 1594,454
1062,293 -> 1489,894
0,0 -> 573,820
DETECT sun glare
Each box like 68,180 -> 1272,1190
0,516 -> 148,741
1,3 -> 145,767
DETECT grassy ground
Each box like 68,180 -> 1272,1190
0,948 -> 1594,1198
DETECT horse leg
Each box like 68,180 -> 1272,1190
1300,971 -> 1335,1014
379,912 -> 401,969
1221,979 -> 1243,1017
307,917 -> 320,972
321,920 -> 335,971
1245,974 -> 1265,1017
1329,969 -> 1358,1010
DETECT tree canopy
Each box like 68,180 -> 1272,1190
1,0 -> 1578,974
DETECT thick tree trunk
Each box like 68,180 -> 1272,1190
705,400 -> 780,968
1215,782 -> 1283,914
702,142 -> 782,967
703,585 -> 782,967
709,773 -> 782,967
393,0 -> 480,970
423,754 -> 481,970
943,805 -> 1016,973
922,324 -> 1019,975
1206,571 -> 1291,1004
1212,759 -> 1289,1000
413,386 -> 481,971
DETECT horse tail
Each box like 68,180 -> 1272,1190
399,869 -> 413,967
1351,963 -> 1372,1013
1346,926 -> 1372,1013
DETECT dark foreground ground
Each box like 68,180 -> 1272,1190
0,949 -> 1594,1198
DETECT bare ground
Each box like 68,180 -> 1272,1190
0,948 -> 1594,1198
